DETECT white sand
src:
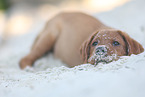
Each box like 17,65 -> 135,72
0,0 -> 145,97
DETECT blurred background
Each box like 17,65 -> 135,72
0,0 -> 130,40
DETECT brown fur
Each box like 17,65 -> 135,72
19,12 -> 144,69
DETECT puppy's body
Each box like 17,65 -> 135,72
52,12 -> 110,67
20,12 -> 144,69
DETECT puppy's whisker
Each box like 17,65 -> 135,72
94,58 -> 97,65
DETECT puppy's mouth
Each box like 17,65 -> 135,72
88,54 -> 118,65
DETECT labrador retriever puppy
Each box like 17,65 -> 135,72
19,12 -> 144,69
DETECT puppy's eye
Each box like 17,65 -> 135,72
92,42 -> 98,46
113,41 -> 120,46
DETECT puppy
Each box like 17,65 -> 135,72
19,12 -> 144,69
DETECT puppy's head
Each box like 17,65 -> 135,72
80,29 -> 144,65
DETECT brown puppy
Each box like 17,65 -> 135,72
19,12 -> 144,69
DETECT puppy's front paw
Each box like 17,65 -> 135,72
19,56 -> 34,69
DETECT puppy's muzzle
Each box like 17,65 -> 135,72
88,45 -> 117,65
95,46 -> 107,56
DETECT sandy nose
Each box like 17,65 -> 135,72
95,46 -> 107,55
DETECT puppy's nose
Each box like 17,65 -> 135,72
95,47 -> 107,55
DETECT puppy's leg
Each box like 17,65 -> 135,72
19,21 -> 60,69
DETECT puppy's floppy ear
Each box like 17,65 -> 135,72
80,32 -> 98,63
118,30 -> 144,55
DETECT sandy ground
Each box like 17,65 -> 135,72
0,0 -> 145,97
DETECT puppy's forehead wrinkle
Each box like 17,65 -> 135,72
102,34 -> 107,36
96,32 -> 119,40
96,34 -> 124,44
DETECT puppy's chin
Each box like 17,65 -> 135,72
88,54 -> 119,65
